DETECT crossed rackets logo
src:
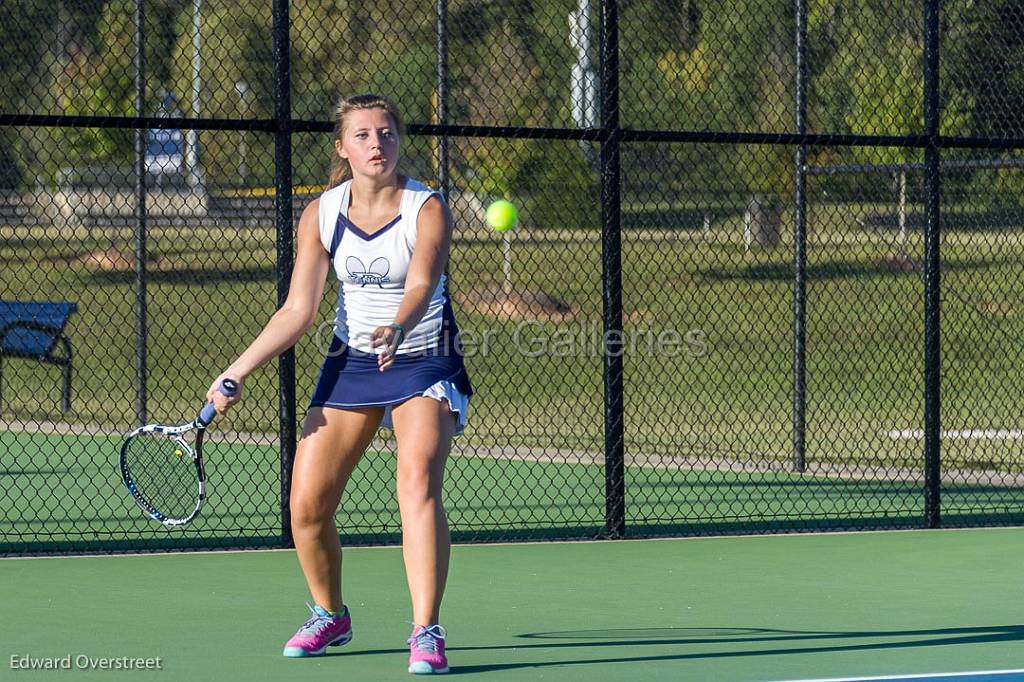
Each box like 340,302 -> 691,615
346,256 -> 391,287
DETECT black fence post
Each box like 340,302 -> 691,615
923,0 -> 942,528
134,0 -> 148,426
600,0 -> 625,539
436,0 -> 450,199
273,0 -> 296,548
793,0 -> 808,473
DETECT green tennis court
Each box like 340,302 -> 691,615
3,528 -> 1023,680
3,427 -> 1023,553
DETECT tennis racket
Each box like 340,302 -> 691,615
119,378 -> 239,526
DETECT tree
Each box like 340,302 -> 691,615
0,0 -> 51,187
0,1 -> 110,187
3,1 -> 188,188
943,0 -> 1024,209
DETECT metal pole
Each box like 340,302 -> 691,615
792,0 -> 808,473
236,80 -> 249,186
570,0 -> 598,167
600,0 -> 625,539
134,0 -> 148,425
186,0 -> 203,190
898,169 -> 907,251
923,0 -> 942,528
273,0 -> 296,548
502,232 -> 513,295
436,0 -> 450,199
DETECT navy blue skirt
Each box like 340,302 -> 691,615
309,335 -> 473,410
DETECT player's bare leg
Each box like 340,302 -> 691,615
391,396 -> 457,625
291,405 -> 383,611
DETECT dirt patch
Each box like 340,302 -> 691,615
454,285 -> 656,323
875,253 -> 922,273
976,300 -> 1018,318
624,308 -> 656,323
454,284 -> 574,321
72,248 -> 170,272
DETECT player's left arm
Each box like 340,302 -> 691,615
371,195 -> 453,368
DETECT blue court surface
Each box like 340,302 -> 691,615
777,671 -> 1024,682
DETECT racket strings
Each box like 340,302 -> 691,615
123,432 -> 200,521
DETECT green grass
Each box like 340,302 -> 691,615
2,199 -> 1024,546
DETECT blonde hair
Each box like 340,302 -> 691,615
328,93 -> 405,188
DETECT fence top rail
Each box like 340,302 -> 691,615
807,157 -> 1024,174
7,111 -> 1024,152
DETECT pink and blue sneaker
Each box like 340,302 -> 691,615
407,624 -> 449,674
282,603 -> 352,657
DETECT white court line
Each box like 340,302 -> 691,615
6,525 -> 1024,561
769,669 -> 1024,682
886,429 -> 1024,440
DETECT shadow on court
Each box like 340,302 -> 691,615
699,257 -> 995,282
622,206 -> 744,231
315,624 -> 1024,675
88,265 -> 275,284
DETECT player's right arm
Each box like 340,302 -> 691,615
206,198 -> 329,409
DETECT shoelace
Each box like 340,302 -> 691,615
300,602 -> 338,635
407,624 -> 447,653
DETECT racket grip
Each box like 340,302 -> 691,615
197,378 -> 240,426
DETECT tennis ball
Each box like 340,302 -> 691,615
175,449 -> 184,458
485,200 -> 518,232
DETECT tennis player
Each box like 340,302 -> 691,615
206,93 -> 472,675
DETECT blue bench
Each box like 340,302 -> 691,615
0,301 -> 77,412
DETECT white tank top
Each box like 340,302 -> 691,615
317,177 -> 450,354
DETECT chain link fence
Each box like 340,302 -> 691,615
1,0 -> 1023,554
